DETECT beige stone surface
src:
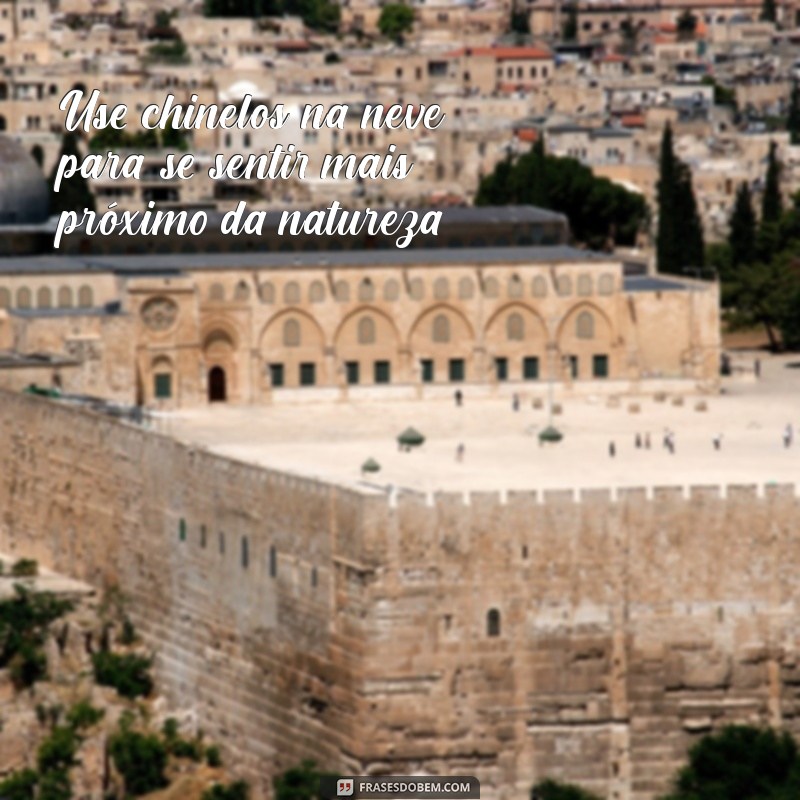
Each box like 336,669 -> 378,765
0,358 -> 799,799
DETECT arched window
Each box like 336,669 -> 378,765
283,281 -> 300,304
335,280 -> 350,302
178,518 -> 187,542
241,536 -> 249,569
283,318 -> 301,347
577,274 -> 592,297
409,278 -> 424,300
506,312 -> 524,341
556,275 -> 572,296
383,279 -> 400,301
432,314 -> 450,343
260,282 -> 275,304
57,286 -> 73,308
487,608 -> 501,637
200,525 -> 207,548
36,286 -> 52,309
16,286 -> 31,309
77,286 -> 93,308
598,274 -> 615,295
576,310 -> 595,339
358,279 -> 374,302
484,277 -> 499,298
357,316 -> 376,345
458,277 -> 474,300
0,116 -> 6,132
532,276 -> 547,298
0,287 -> 9,308
508,276 -> 523,298
209,283 -> 225,302
219,531 -> 226,554
309,280 -> 325,303
234,280 -> 250,301
433,277 -> 449,300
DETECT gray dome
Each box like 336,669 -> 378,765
0,136 -> 49,225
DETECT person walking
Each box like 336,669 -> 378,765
635,433 -> 642,449
454,389 -> 463,407
784,424 -> 793,449
512,393 -> 520,412
456,443 -> 465,462
609,441 -> 616,458
713,434 -> 722,451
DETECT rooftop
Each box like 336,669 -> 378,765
0,246 -> 620,275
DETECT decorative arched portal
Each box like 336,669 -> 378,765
556,303 -> 615,381
334,306 -> 401,386
409,304 -> 475,384
259,310 -> 326,388
484,303 -> 548,382
208,365 -> 227,402
203,328 -> 237,402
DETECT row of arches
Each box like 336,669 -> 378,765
206,272 -> 618,305
269,304 -> 606,350
0,285 -> 94,311
148,303 -> 614,401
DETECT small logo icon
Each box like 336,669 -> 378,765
337,779 -> 354,797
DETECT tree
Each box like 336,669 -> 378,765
48,132 -> 95,215
475,138 -> 648,249
760,0 -> 777,22
511,4 -> 530,35
532,779 -> 601,800
728,182 -> 757,268
620,17 -> 638,56
656,123 -> 678,272
378,3 -> 414,42
762,141 -> 783,225
676,9 -> 697,41
656,124 -> 704,273
661,725 -> 800,799
676,161 -> 705,268
758,141 -> 783,263
274,761 -> 338,800
30,144 -> 44,168
788,82 -> 800,144
562,3 -> 578,41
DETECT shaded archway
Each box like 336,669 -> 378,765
259,309 -> 326,388
556,302 -> 615,381
208,366 -> 227,402
409,303 -> 475,384
203,327 -> 237,402
334,306 -> 401,386
484,302 -> 548,382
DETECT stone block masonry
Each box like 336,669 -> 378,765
0,390 -> 799,799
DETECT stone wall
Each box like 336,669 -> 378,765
0,391 -> 798,799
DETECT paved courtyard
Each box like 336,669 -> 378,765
162,352 -> 800,493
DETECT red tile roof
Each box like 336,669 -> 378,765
447,45 -> 552,60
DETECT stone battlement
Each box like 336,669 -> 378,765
2,390 -> 800,800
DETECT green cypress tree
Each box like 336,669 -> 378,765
562,4 -> 578,41
676,161 -> 705,268
762,141 -> 783,224
728,182 -> 757,268
48,132 -> 95,216
788,82 -> 800,145
760,0 -> 777,22
656,123 -> 679,272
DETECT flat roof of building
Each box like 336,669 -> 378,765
0,245 -> 619,275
